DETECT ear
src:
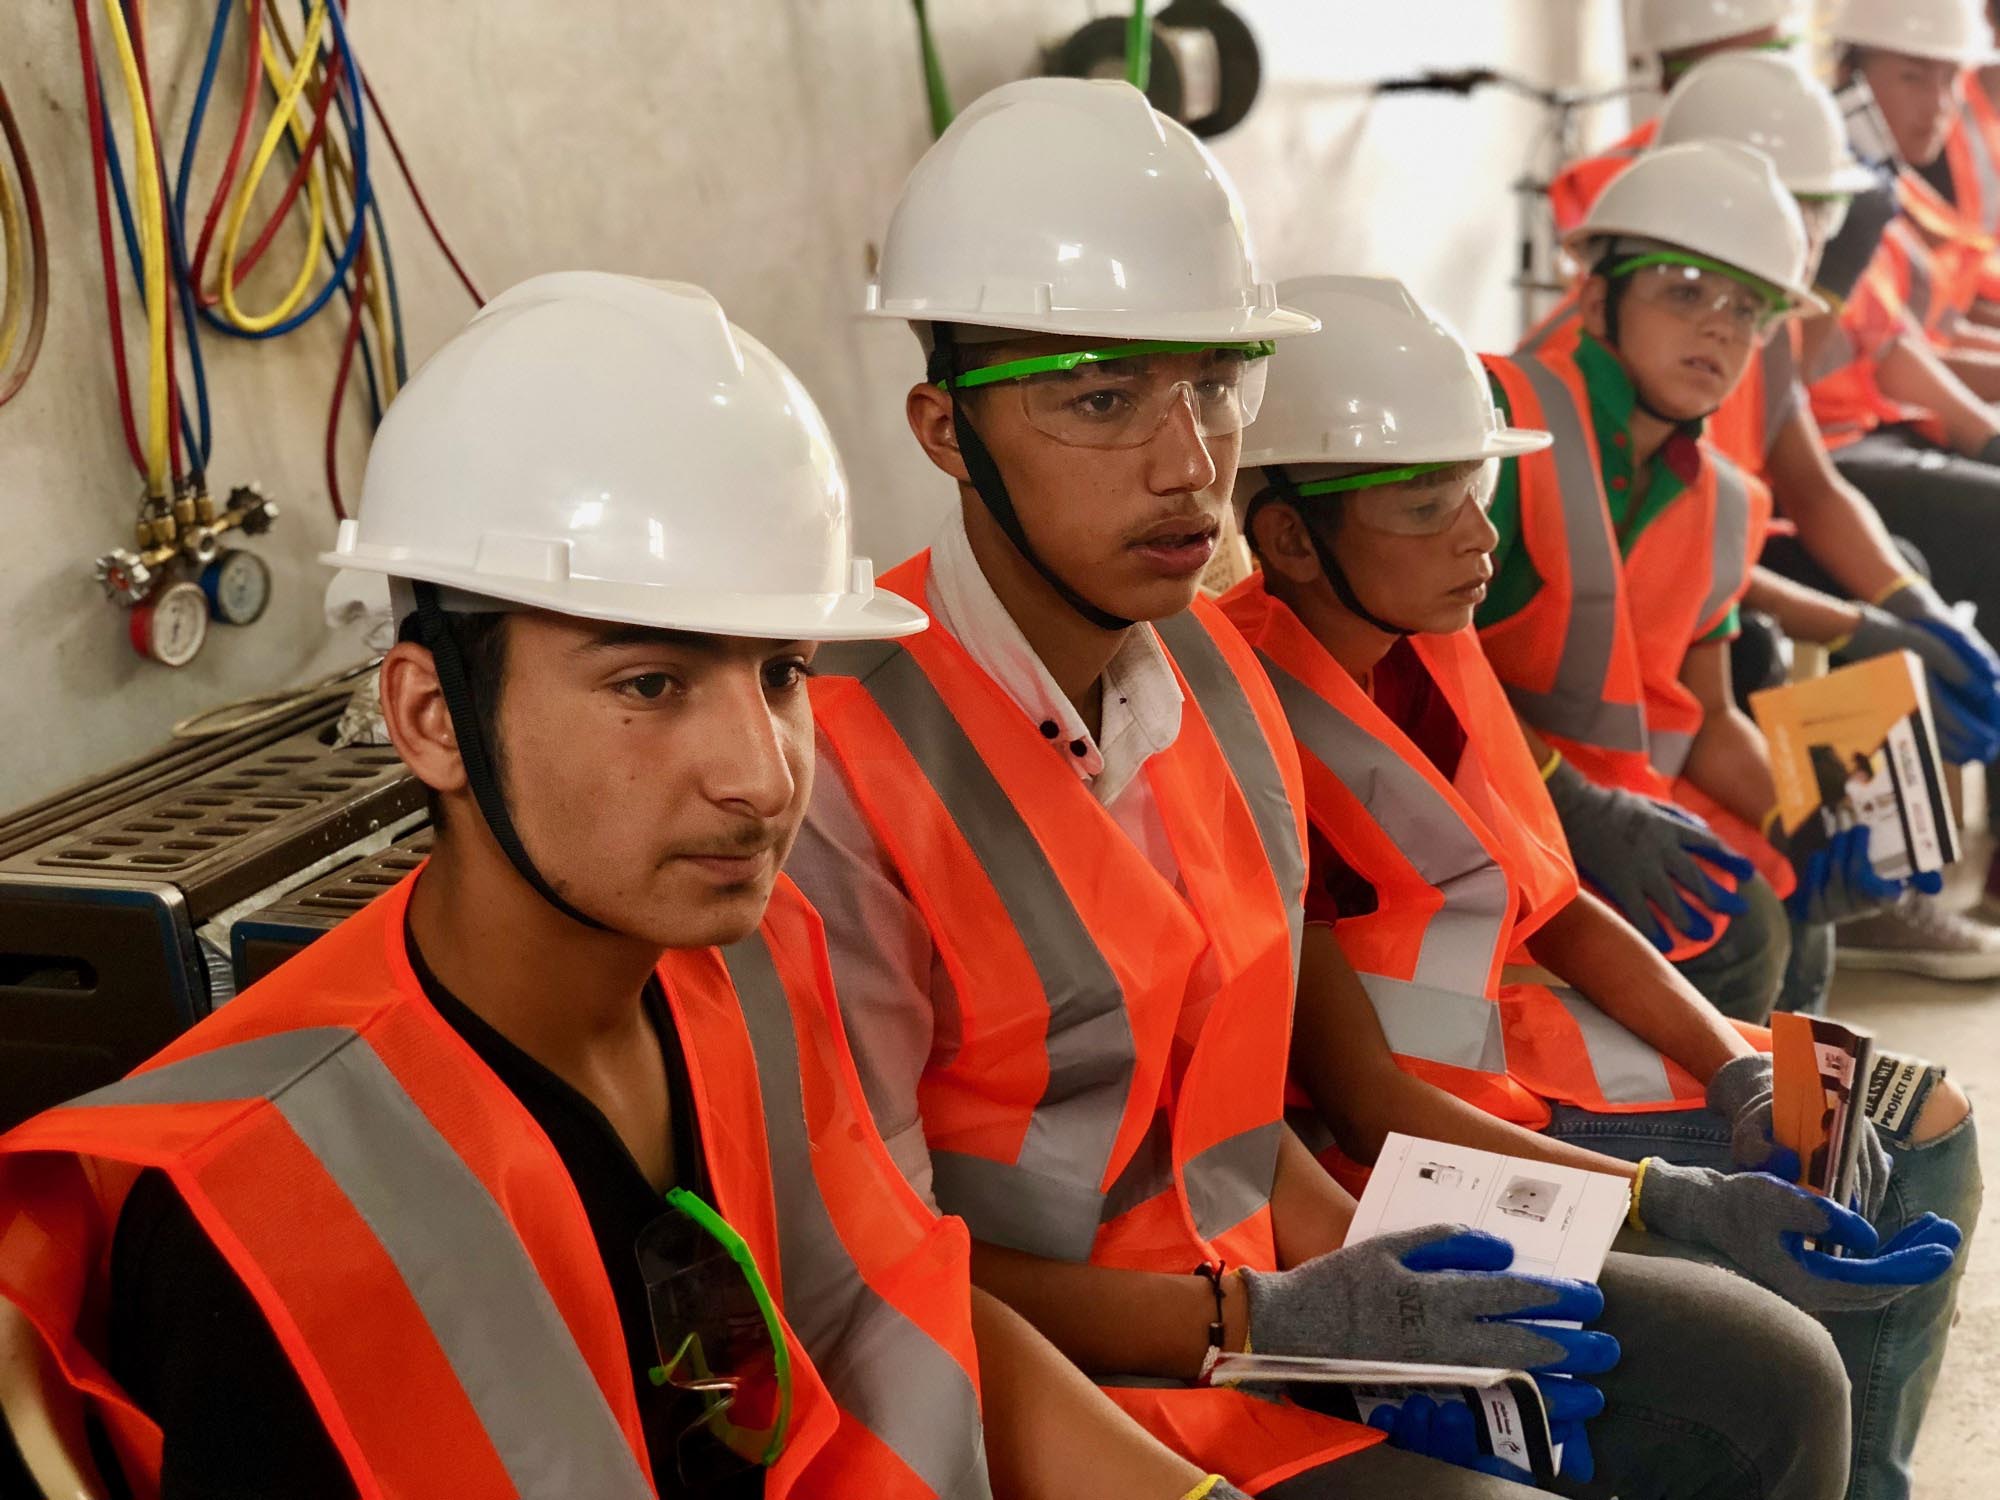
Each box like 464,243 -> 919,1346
1579,275 -> 1612,342
379,641 -> 468,799
1248,501 -> 1325,587
906,382 -> 972,483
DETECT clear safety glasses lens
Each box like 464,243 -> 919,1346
1293,459 -> 1501,537
1612,256 -> 1788,337
638,1187 -> 792,1485
943,340 -> 1274,449
1797,194 -> 1852,247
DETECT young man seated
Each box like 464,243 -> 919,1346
794,77 -> 1855,1500
1221,270 -> 1975,1500
0,275 -> 1252,1500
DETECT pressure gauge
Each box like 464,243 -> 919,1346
129,580 -> 210,667
201,548 -> 273,626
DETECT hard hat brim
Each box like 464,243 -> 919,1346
1795,161 -> 1890,196
865,299 -> 1322,343
1240,425 -> 1554,468
318,552 -> 930,642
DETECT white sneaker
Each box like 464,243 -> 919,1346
1838,895 -> 2000,981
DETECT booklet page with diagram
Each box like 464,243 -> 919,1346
1211,1134 -> 1630,1480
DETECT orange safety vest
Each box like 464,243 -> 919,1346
809,552 -> 1383,1488
1546,119 -> 1657,236
1220,576 -> 1716,1127
1964,78 -> 2000,301
1520,298 -> 1800,482
0,875 -> 988,1500
1479,344 -> 1795,901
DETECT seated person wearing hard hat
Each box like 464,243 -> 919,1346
791,76 -> 1847,1500
1532,51 -> 2000,984
1480,143 -> 1954,1022
0,276 -> 1241,1500
1802,2 -> 2000,793
1547,0 -> 1807,237
1221,272 -> 1973,1500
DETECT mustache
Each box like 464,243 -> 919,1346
668,826 -> 783,860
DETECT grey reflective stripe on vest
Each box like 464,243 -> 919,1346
1760,332 -> 1799,460
1965,109 -> 2000,235
1649,454 -> 1753,780
1359,974 -> 1510,1075
75,1031 -> 654,1499
1806,322 -> 1858,384
721,931 -> 991,1500
815,639 -> 1135,1261
1154,609 -> 1307,978
1257,653 -> 1512,998
1905,239 -> 1934,327
1547,987 -> 1678,1104
1504,354 -> 1649,754
1519,303 -> 1581,356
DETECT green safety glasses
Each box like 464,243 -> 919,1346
638,1187 -> 792,1486
1279,458 -> 1501,537
1609,252 -> 1790,336
939,339 -> 1275,449
1795,193 -> 1852,249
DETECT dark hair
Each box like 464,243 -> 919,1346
396,609 -> 510,831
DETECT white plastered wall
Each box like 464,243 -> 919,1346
0,0 -> 1621,806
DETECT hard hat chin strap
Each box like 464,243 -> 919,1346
930,324 -> 1136,634
1252,467 -> 1413,638
412,581 -> 609,932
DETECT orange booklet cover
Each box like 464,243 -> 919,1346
1750,651 -> 1956,880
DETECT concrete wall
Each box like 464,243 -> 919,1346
0,0 -> 1621,807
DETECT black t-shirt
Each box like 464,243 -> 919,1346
94,931 -> 755,1500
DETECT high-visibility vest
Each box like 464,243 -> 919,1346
1219,577 -> 1714,1126
1892,160 -> 1994,338
1547,119 -> 1657,236
1479,344 -> 1794,899
1963,79 -> 2000,301
0,874 -> 989,1500
1804,238 -> 1951,450
1520,299 -> 1800,481
809,551 -> 1383,1485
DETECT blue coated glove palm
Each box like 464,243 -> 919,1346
1635,1158 -> 1960,1312
1368,1377 -> 1602,1485
1706,1052 -> 1893,1220
1544,760 -> 1753,951
1785,823 -> 1939,926
1241,1224 -> 1619,1374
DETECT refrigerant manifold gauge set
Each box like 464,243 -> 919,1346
94,484 -> 279,667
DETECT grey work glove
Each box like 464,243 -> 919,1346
1240,1224 -> 1619,1374
1633,1158 -> 1959,1312
1839,583 -> 2000,765
1543,759 -> 1754,952
1208,1484 -> 1253,1500
1707,1053 -> 1892,1221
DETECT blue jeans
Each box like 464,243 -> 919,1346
1541,1102 -> 1981,1500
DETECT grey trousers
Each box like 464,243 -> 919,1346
1262,1251 -> 1851,1500
1671,872 -> 1796,1024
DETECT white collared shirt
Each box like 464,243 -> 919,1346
789,511 -> 1193,1204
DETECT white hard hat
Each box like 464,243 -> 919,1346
1565,140 -> 1828,313
865,77 -> 1317,343
1240,276 -> 1552,470
1639,0 -> 1803,55
1657,53 -> 1877,196
324,273 -> 925,642
1830,0 -> 1998,64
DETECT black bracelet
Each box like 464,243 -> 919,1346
1194,1259 -> 1227,1353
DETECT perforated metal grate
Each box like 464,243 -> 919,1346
262,828 -> 433,919
35,732 -> 405,875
